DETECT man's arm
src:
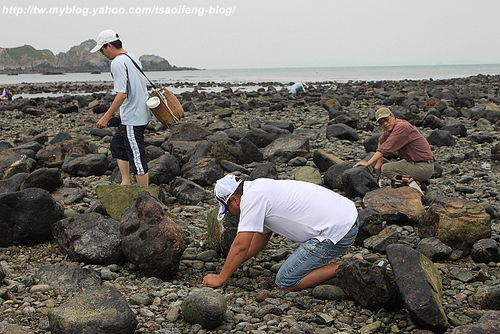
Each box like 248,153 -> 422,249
96,93 -> 127,128
353,151 -> 384,168
244,231 -> 272,261
203,231 -> 262,288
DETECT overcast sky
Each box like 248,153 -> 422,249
1,0 -> 499,69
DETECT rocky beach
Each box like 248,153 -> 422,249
0,74 -> 499,334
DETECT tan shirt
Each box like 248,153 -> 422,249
378,119 -> 433,162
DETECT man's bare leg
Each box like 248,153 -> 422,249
286,262 -> 342,292
117,159 -> 131,185
136,173 -> 149,187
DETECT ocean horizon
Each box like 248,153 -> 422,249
1,63 -> 499,86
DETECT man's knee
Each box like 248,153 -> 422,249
274,270 -> 300,288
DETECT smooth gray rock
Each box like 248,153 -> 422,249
34,262 -> 101,294
181,288 -> 227,329
416,237 -> 453,261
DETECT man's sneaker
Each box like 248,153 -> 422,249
409,180 -> 424,196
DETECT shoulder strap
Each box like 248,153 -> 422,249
121,53 -> 157,90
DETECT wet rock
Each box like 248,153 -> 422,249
311,285 -> 346,301
244,128 -> 279,148
312,149 -> 344,172
96,184 -> 160,221
52,212 -> 124,265
336,259 -> 401,309
386,243 -> 449,331
148,153 -> 181,185
169,176 -> 209,205
363,225 -> 400,253
326,123 -> 359,141
120,192 -> 188,280
34,262 -> 101,294
181,288 -> 227,329
416,237 -> 453,261
323,162 -> 353,190
293,166 -> 322,185
427,129 -> 457,147
363,187 -> 425,225
249,162 -> 278,180
48,286 -> 137,334
420,197 -> 491,252
207,207 -> 238,256
448,310 -> 500,334
471,239 -> 499,264
341,167 -> 379,198
473,281 -> 500,310
0,188 -> 64,246
263,134 -> 309,163
20,168 -> 62,192
35,138 -> 96,167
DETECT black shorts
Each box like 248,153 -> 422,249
110,124 -> 148,175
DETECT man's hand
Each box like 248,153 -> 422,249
353,160 -> 369,168
96,116 -> 109,128
202,274 -> 226,288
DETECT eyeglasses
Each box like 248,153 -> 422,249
99,44 -> 107,54
378,117 -> 390,125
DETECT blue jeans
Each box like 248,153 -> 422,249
275,218 -> 359,288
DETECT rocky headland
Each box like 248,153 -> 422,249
0,75 -> 499,334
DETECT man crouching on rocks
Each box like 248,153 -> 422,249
202,175 -> 359,291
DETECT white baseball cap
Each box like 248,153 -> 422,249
90,29 -> 120,53
214,174 -> 242,221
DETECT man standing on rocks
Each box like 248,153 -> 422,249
202,175 -> 359,291
354,107 -> 434,192
91,29 -> 152,186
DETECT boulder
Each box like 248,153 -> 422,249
471,239 -> 499,264
244,128 -> 279,148
120,192 -> 188,280
20,168 -> 63,192
293,166 -> 322,185
422,114 -> 445,129
363,225 -> 400,253
35,139 -> 96,167
96,184 -> 159,221
0,188 -> 64,246
263,134 -> 309,163
326,123 -> 359,141
448,310 -> 500,334
236,137 -> 263,164
1,154 -> 36,179
207,207 -> 238,257
51,187 -> 87,205
336,259 -> 401,310
420,197 -> 491,252
441,123 -> 467,137
341,167 -> 379,198
355,208 -> 384,246
416,237 -> 453,261
169,177 -> 209,205
386,244 -> 449,331
312,285 -> 347,301
312,149 -> 344,172
52,213 -> 124,265
181,288 -> 227,329
473,281 -> 500,310
50,131 -> 72,144
148,153 -> 181,185
34,262 -> 101,294
219,160 -> 250,175
323,162 -> 353,190
57,105 -> 79,114
249,162 -> 278,180
62,153 -> 109,176
362,187 -> 425,225
48,286 -> 137,334
169,122 -> 212,141
427,130 -> 457,147
181,158 -> 224,187
363,134 -> 382,153
0,172 -> 29,194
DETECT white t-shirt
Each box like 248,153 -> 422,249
110,53 -> 152,126
237,179 -> 358,243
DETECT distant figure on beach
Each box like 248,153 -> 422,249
353,107 -> 434,193
288,82 -> 305,96
0,88 -> 13,101
202,175 -> 359,291
91,29 -> 152,186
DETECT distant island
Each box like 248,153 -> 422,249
0,40 -> 198,74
